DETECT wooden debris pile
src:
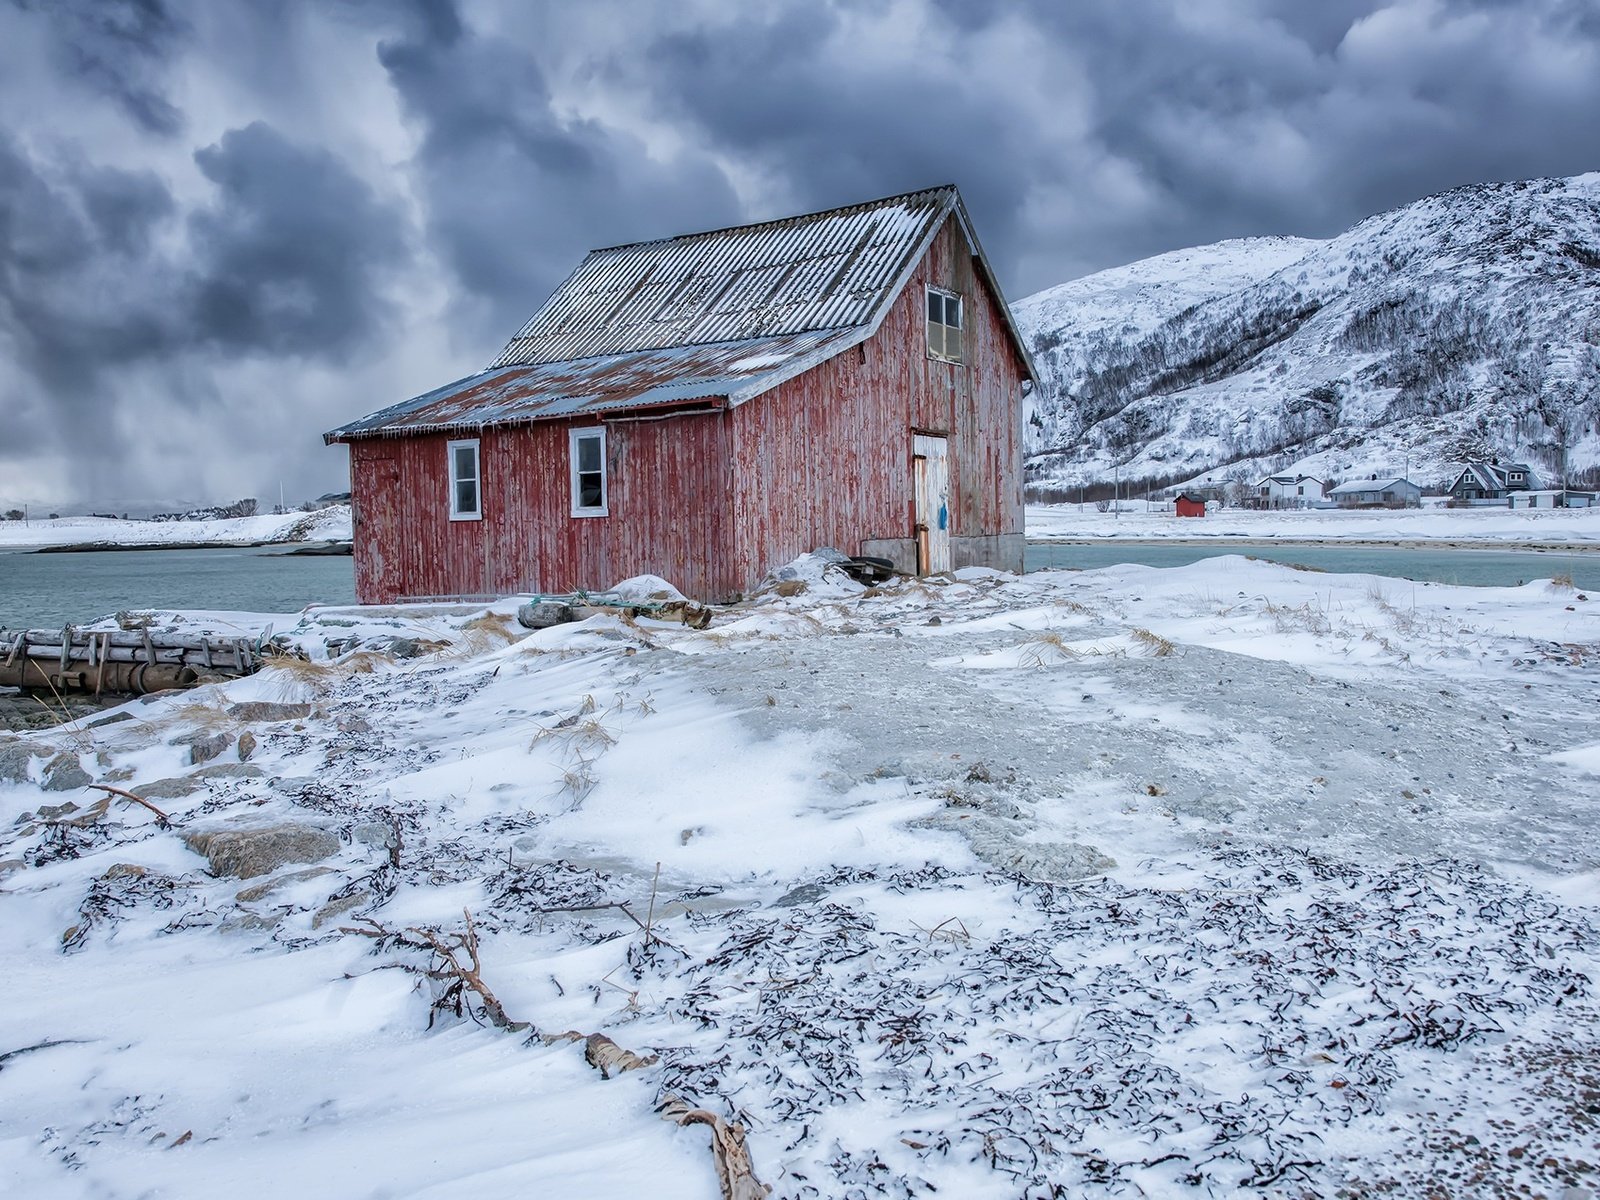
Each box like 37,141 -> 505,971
0,627 -> 265,695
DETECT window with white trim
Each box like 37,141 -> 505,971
448,439 -> 481,520
570,427 -> 608,516
926,287 -> 963,363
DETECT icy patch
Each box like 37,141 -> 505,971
1549,741 -> 1600,778
935,629 -> 1176,669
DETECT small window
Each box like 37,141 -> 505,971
448,439 -> 481,520
926,287 -> 962,363
570,427 -> 608,517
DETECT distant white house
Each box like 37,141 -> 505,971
1328,476 -> 1422,508
1507,489 -> 1562,510
1255,474 -> 1327,509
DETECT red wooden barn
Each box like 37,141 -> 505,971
325,186 -> 1036,604
1174,493 -> 1207,518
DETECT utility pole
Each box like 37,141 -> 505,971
1115,462 -> 1120,520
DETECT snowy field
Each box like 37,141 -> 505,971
0,506 -> 352,551
1027,502 -> 1600,546
2,557 -> 1598,1198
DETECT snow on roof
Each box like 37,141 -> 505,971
1454,463 -> 1540,491
493,186 -> 957,367
328,186 -> 1035,442
1328,478 -> 1413,494
323,331 -> 862,440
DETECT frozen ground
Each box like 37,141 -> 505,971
2,557 -> 1598,1198
1027,503 -> 1600,546
0,506 -> 352,550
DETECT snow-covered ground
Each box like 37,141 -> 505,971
3,556 -> 1598,1197
1028,502 -> 1600,545
0,506 -> 352,550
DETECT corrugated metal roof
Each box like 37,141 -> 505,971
327,184 -> 1036,442
1328,478 -> 1412,494
492,187 -> 955,367
324,331 -> 862,439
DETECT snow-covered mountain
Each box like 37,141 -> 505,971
1016,173 -> 1600,495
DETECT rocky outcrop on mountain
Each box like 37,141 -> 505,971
1016,173 -> 1600,494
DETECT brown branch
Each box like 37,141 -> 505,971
338,909 -> 768,1197
408,908 -> 530,1033
89,784 -> 171,829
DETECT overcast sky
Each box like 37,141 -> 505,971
2,0 -> 1597,511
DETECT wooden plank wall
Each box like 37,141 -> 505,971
728,214 -> 1026,582
350,413 -> 734,603
348,212 -> 1026,604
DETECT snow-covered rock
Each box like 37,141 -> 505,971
1017,172 -> 1600,493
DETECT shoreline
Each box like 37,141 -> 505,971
26,539 -> 353,556
1027,537 -> 1600,553
14,537 -> 1596,555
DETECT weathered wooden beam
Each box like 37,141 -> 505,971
11,630 -> 248,653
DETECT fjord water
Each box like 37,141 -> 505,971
0,548 -> 357,630
3,543 -> 1593,632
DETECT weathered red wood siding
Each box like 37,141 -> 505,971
349,412 -> 733,603
727,213 -> 1026,582
348,213 -> 1025,604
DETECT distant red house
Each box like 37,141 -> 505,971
1175,493 -> 1207,518
325,186 -> 1036,604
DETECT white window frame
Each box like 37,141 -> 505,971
569,426 -> 609,517
926,286 -> 963,364
447,438 -> 482,521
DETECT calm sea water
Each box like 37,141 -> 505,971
2,542 -> 1594,631
0,548 -> 356,630
1025,542 -> 1600,589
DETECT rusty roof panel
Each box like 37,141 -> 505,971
490,186 -> 957,368
327,184 -> 1037,440
325,331 -> 862,441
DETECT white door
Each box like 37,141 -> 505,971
912,434 -> 951,574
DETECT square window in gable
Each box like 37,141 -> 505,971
926,287 -> 962,363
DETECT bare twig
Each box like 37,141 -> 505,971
88,784 -> 171,829
340,910 -> 766,1197
410,908 -> 529,1033
644,860 -> 662,946
0,1039 -> 86,1071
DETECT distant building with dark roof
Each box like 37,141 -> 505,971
1447,463 -> 1540,502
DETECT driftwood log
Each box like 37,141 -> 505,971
1,627 -> 263,694
657,1097 -> 773,1200
346,909 -> 771,1198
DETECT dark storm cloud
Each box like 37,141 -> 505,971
12,0 -> 190,136
0,120 -> 407,474
3,0 -> 1599,508
376,13 -> 740,342
624,0 -> 1600,293
638,6 -> 1034,266
0,130 -> 179,396
187,122 -> 409,358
